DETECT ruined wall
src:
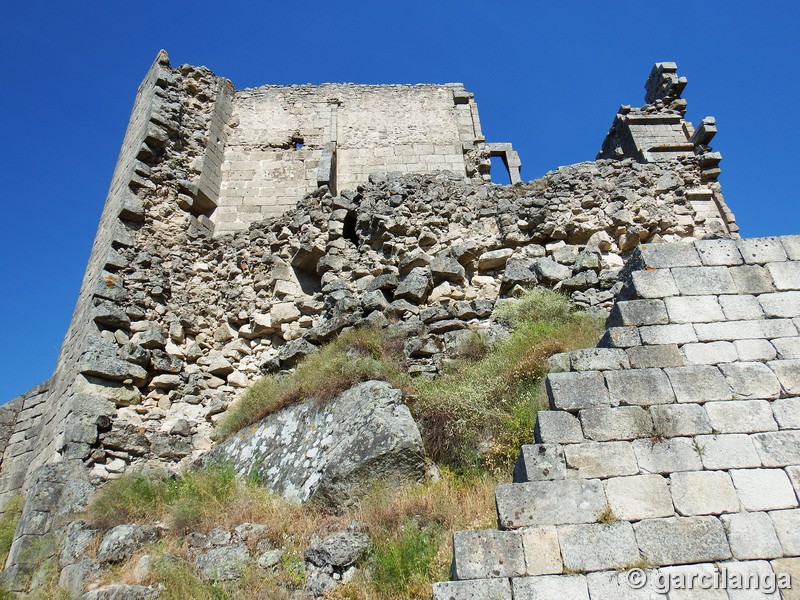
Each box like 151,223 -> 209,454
214,83 -> 485,234
0,57 -> 749,591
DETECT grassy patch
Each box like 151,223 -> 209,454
85,469 -> 496,599
370,522 -> 440,598
88,464 -> 238,532
216,328 -> 410,439
217,287 -> 602,476
0,495 -> 23,567
412,288 -> 602,474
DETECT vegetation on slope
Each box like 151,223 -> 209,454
70,287 -> 602,599
86,465 -> 496,599
218,287 -> 602,475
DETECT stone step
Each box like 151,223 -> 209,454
450,528 -> 562,581
495,479 -> 606,529
431,577 -> 511,600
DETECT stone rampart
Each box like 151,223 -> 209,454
434,236 -> 800,598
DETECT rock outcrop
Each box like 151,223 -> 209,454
206,380 -> 428,506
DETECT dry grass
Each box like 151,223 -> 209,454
216,328 -> 410,440
411,289 -> 603,474
84,469 -> 496,600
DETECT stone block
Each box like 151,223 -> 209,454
769,558 -> 800,600
638,243 -> 702,268
730,469 -> 798,511
558,522 -> 640,572
769,359 -> 800,395
451,530 -> 525,580
632,438 -> 702,473
586,570 -> 667,599
773,337 -> 800,359
719,560 -> 784,600
758,291 -> 800,318
751,431 -> 800,467
599,326 -> 642,348
579,406 -> 653,441
664,365 -> 732,403
534,411 -> 584,444
704,400 -> 777,434
781,235 -> 800,260
695,319 -> 797,342
720,362 -> 782,399
546,371 -> 610,412
564,441 -> 639,479
605,368 -> 675,406
432,578 -> 512,600
639,324 -> 698,345
670,471 -> 738,516
671,266 -> 737,295
696,238 -> 744,266
768,262 -> 800,291
740,237 -> 788,264
772,398 -> 800,429
664,295 -> 725,323
769,509 -> 800,555
681,341 -> 738,365
734,339 -> 777,362
626,345 -> 684,369
629,270 -> 679,299
607,299 -> 668,327
650,404 -> 712,437
495,479 -> 606,528
696,434 -> 762,470
659,563 -> 728,600
604,474 -> 674,521
718,294 -> 764,320
730,265 -> 776,294
721,512 -> 782,560
569,348 -> 630,371
511,575 -> 588,600
633,516 -> 731,566
519,527 -> 563,576
513,445 -> 566,482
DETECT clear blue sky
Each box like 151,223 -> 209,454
1,1 -> 798,402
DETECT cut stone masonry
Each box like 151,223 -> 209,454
433,235 -> 800,599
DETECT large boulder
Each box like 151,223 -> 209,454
206,381 -> 428,506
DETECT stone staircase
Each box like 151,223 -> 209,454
433,236 -> 800,599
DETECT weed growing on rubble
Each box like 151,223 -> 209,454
217,287 -> 602,476
82,468 -> 495,599
412,288 -> 603,474
216,327 -> 410,439
0,495 -> 23,567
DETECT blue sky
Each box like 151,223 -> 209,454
1,1 -> 798,402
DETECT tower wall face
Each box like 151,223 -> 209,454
214,83 -> 483,234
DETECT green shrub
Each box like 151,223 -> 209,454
411,287 -> 602,474
369,521 -> 442,599
216,327 -> 410,439
0,495 -> 23,567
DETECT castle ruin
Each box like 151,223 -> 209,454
0,52 -> 797,598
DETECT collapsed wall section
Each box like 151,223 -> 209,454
214,83 -> 487,233
0,51 -> 234,586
